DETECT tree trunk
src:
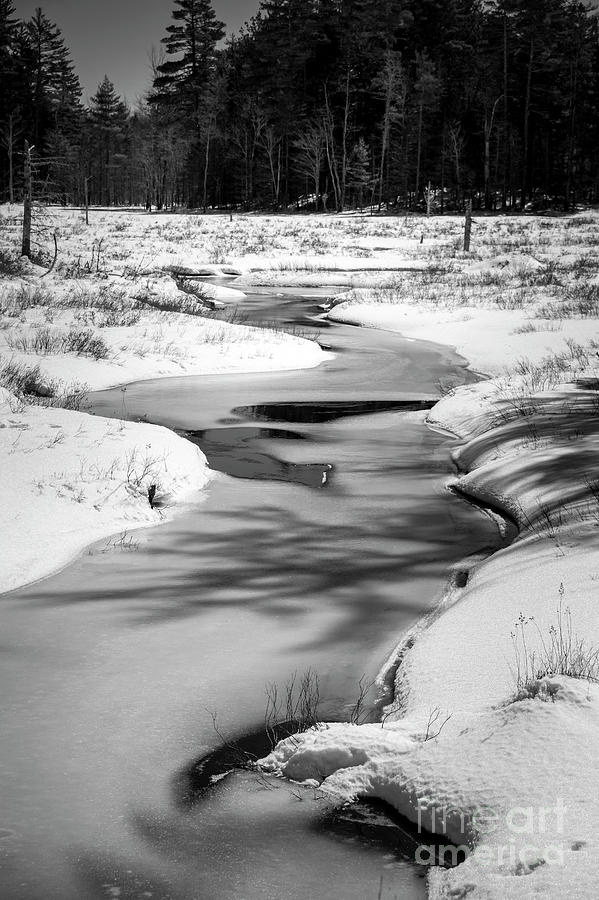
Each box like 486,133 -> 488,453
502,12 -> 510,211
202,124 -> 212,213
565,57 -> 578,210
7,114 -> 14,204
522,38 -> 535,210
463,199 -> 472,252
484,98 -> 501,211
22,141 -> 32,258
340,65 -> 351,211
323,85 -> 341,211
415,101 -> 424,205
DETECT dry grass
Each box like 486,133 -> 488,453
511,585 -> 599,701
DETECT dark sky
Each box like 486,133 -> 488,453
13,0 -> 258,105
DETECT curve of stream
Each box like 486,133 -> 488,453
0,285 -> 501,900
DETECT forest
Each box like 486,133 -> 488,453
1,0 -> 599,213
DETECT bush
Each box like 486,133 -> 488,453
7,326 -> 109,360
538,284 -> 599,319
0,358 -> 54,396
0,358 -> 88,409
0,247 -> 24,276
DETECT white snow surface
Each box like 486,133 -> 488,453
259,374 -> 599,897
0,385 -> 211,594
255,212 -> 599,898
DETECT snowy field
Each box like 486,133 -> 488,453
3,206 -> 599,897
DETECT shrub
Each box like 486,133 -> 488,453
264,669 -> 321,749
32,382 -> 89,411
538,284 -> 599,319
64,328 -> 109,359
7,326 -> 109,360
0,357 -> 88,409
0,247 -> 24,276
0,358 -> 54,396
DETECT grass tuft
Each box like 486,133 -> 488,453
510,584 -> 599,701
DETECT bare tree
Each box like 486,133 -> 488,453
373,51 -> 406,209
322,69 -> 355,213
230,105 -> 266,206
323,84 -> 342,211
258,124 -> 282,208
483,96 -> 502,209
294,122 -> 325,208
0,111 -> 21,204
447,121 -> 465,203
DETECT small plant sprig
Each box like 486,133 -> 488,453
510,584 -> 599,700
264,669 -> 321,750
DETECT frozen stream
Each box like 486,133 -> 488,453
0,286 -> 500,899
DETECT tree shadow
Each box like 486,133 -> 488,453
17,480 -> 499,649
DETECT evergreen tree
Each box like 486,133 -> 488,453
0,0 -> 17,105
151,0 -> 225,122
88,76 -> 130,205
23,8 -> 81,148
0,1 -> 20,200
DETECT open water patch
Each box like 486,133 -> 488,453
232,398 -> 437,424
184,426 -> 332,487
173,733 -> 463,872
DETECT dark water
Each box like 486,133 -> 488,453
0,286 -> 498,899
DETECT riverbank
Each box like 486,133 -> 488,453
0,208 -> 329,595
260,291 -> 599,894
0,315 -> 325,597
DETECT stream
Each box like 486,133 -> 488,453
0,285 -> 500,900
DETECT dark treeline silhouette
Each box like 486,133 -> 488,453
1,0 -> 599,212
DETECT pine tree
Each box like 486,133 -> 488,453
88,76 -> 130,205
0,0 -> 16,90
23,8 -> 81,148
0,1 -> 20,201
151,0 -> 225,122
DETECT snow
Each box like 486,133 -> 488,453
258,370 -> 599,896
4,206 -> 599,896
0,207 -> 330,595
0,385 -> 211,594
252,212 -> 599,898
261,677 -> 599,898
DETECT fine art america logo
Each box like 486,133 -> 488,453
415,798 -> 568,869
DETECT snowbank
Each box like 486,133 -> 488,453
258,366 -> 599,896
261,677 -> 599,899
327,299 -> 599,378
0,386 -> 211,594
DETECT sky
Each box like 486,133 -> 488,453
13,0 -> 259,105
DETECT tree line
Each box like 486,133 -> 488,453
1,0 -> 599,213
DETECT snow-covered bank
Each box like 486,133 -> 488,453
0,208 -> 331,596
326,293 -> 599,381
259,376 -> 599,898
259,253 -> 599,897
0,385 -> 212,595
